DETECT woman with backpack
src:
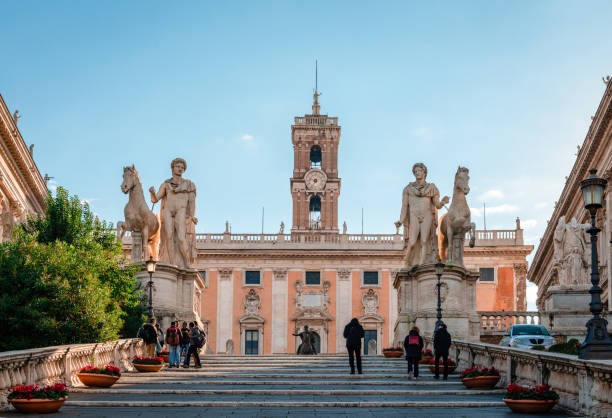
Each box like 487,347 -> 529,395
165,321 -> 182,368
403,326 -> 424,379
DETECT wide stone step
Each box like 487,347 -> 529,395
66,392 -> 507,402
70,387 -> 499,395
112,379 -> 464,387
122,372 -> 451,379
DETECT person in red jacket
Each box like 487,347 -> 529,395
165,321 -> 182,368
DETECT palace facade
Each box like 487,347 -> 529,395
529,78 -> 612,338
124,92 -> 533,354
0,94 -> 47,242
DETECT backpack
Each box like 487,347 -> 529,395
166,328 -> 179,345
197,333 -> 206,348
408,335 -> 420,346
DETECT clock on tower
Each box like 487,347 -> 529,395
289,90 -> 341,233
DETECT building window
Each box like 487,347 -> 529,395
306,271 -> 321,285
245,271 -> 261,285
363,271 -> 379,285
245,330 -> 259,355
310,145 -> 322,168
479,268 -> 495,282
309,196 -> 321,229
199,271 -> 207,287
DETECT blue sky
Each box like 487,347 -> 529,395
2,1 -> 612,307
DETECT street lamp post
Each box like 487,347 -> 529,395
434,262 -> 446,332
145,256 -> 157,321
579,169 -> 612,360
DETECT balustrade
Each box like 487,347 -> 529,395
479,311 -> 540,334
0,338 -> 143,406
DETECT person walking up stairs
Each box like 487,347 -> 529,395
343,318 -> 365,375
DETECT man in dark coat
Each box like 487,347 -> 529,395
403,326 -> 424,379
433,323 -> 452,379
343,318 -> 365,375
137,318 -> 158,357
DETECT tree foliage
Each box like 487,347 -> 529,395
0,186 -> 142,351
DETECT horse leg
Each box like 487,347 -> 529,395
117,221 -> 126,241
447,223 -> 454,263
142,224 -> 149,261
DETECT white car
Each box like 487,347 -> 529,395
500,325 -> 555,350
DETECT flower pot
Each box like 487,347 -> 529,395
9,398 -> 66,414
503,398 -> 558,414
383,351 -> 403,358
428,364 -> 457,374
77,372 -> 120,387
133,363 -> 164,372
160,354 -> 169,363
461,375 -> 500,389
419,356 -> 433,364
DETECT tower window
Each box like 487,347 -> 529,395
309,196 -> 321,229
310,145 -> 322,168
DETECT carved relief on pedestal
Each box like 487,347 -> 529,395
218,268 -> 233,281
433,282 -> 449,304
244,288 -> 261,315
362,289 -> 379,315
337,268 -> 351,281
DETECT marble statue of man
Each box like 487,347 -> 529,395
149,158 -> 197,269
395,163 -> 449,267
553,216 -> 590,286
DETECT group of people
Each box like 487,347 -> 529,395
137,318 -> 206,368
403,323 -> 452,379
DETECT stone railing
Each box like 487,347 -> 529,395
423,337 -> 612,417
0,338 -> 143,406
479,311 -> 540,335
118,229 -> 525,250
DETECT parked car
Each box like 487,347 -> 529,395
499,325 -> 554,350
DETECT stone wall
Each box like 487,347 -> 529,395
0,338 -> 143,407
424,337 -> 612,417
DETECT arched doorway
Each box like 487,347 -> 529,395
309,196 -> 321,229
312,331 -> 321,354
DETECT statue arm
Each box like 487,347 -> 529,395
396,187 -> 409,226
432,190 -> 449,209
149,183 -> 166,204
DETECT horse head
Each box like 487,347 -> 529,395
455,166 -> 470,195
121,165 -> 140,194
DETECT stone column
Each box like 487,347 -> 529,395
514,263 -> 528,311
271,269 -> 288,353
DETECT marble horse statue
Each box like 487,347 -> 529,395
118,165 -> 160,262
438,166 -> 475,266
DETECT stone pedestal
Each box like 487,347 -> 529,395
135,262 -> 205,331
393,264 -> 480,343
544,285 -> 592,341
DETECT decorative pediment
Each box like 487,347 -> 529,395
362,288 -> 379,315
244,288 -> 261,315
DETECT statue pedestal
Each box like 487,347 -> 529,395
136,262 -> 206,331
393,264 -> 480,343
544,285 -> 593,341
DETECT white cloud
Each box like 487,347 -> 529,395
470,207 -> 482,217
410,126 -> 431,137
81,197 -> 99,206
534,202 -> 548,209
47,179 -> 58,193
241,134 -> 254,141
479,189 -> 504,201
521,219 -> 537,229
526,284 -> 538,311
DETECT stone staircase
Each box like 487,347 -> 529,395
11,355 -> 569,417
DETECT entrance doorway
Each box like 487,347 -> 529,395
245,330 -> 259,355
312,332 -> 321,354
364,330 -> 377,355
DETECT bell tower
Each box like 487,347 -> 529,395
290,89 -> 341,233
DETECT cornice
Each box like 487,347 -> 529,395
0,94 -> 47,211
529,81 -> 612,282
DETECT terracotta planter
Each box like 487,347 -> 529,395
419,356 -> 433,364
503,398 -> 558,414
9,398 -> 66,413
461,375 -> 500,389
428,364 -> 457,374
78,372 -> 120,387
133,363 -> 164,372
383,351 -> 403,358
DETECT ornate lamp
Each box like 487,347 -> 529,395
145,256 -> 157,321
578,169 -> 612,359
434,262 -> 446,333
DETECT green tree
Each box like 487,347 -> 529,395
0,187 -> 142,351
